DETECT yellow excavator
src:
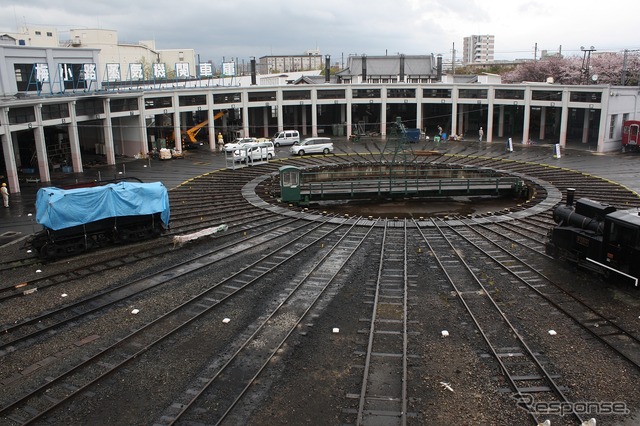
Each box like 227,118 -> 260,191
176,110 -> 228,149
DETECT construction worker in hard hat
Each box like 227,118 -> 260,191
1,183 -> 8,208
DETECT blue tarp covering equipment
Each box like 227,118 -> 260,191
36,181 -> 170,231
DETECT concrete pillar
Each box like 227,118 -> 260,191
451,88 -> 458,139
559,88 -> 570,147
521,86 -> 532,144
301,104 -> 308,136
33,104 -> 51,183
539,106 -> 546,141
346,92 -> 353,138
487,89 -> 495,142
457,104 -> 464,136
311,89 -> 318,137
498,105 -> 505,138
416,89 -> 423,132
207,103 -> 215,151
582,108 -> 590,144
172,93 -> 181,152
68,101 -> 83,173
596,93 -> 609,153
277,92 -> 284,132
1,107 -> 20,194
137,96 -> 148,155
380,88 -> 387,136
103,98 -> 116,165
263,107 -> 270,138
243,103 -> 250,137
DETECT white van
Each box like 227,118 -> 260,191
233,141 -> 275,162
272,130 -> 300,147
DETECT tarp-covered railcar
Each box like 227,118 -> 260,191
30,181 -> 170,259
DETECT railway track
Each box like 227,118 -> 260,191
1,150 -> 639,424
418,219 -> 585,426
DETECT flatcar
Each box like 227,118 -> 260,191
545,188 -> 640,286
28,181 -> 170,260
622,120 -> 640,152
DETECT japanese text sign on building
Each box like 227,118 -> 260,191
59,64 -> 74,81
106,64 -> 121,82
199,63 -> 213,77
175,62 -> 190,78
35,63 -> 50,82
153,63 -> 166,79
222,62 -> 236,77
83,63 -> 97,81
129,63 -> 144,81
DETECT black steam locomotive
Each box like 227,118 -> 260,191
545,188 -> 640,286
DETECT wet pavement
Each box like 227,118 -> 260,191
1,138 -> 639,248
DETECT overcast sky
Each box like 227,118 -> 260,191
1,0 -> 638,66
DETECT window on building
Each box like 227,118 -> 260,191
248,91 -> 276,102
387,88 -> 416,98
35,31 -> 41,36
495,89 -> 525,100
423,88 -> 451,98
8,106 -> 36,124
532,91 -> 563,101
110,98 -> 138,113
179,95 -> 206,106
317,89 -> 345,100
353,89 -> 381,98
213,92 -> 241,104
47,32 -> 53,37
283,90 -> 311,101
145,97 -> 173,109
609,115 -> 617,139
75,99 -> 104,116
569,91 -> 602,103
42,103 -> 70,120
458,89 -> 488,99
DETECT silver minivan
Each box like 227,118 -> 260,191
272,130 -> 300,147
290,137 -> 334,156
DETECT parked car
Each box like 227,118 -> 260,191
272,130 -> 300,147
224,137 -> 257,152
233,141 -> 275,162
290,137 -> 333,156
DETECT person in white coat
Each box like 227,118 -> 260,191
1,183 -> 8,207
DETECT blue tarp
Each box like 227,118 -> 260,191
36,181 -> 170,231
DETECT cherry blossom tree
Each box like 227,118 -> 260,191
501,52 -> 640,86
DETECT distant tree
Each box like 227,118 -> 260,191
501,52 -> 640,86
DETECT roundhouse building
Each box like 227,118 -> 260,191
1,46 -> 638,195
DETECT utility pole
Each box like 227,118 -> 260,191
451,42 -> 456,75
580,46 -> 596,84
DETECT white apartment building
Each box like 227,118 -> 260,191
258,49 -> 324,74
463,35 -> 495,65
1,26 -> 60,48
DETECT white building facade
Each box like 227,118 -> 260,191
1,44 -> 638,196
463,35 -> 495,64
